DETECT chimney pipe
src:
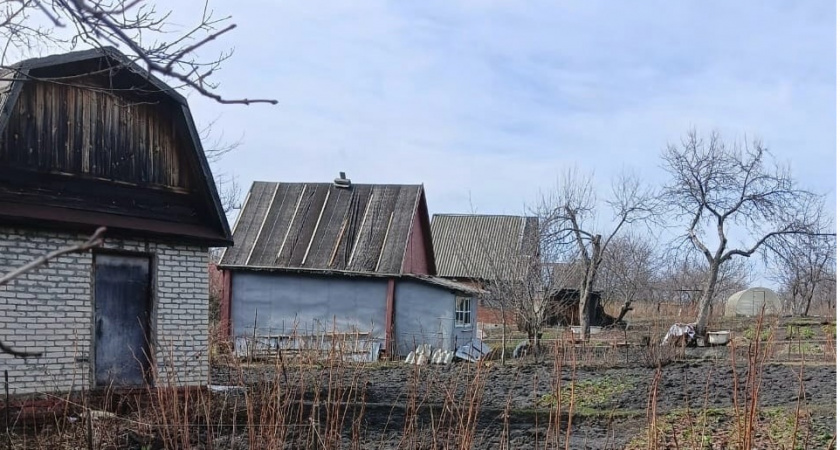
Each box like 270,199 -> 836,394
333,171 -> 351,188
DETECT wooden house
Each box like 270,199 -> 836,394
431,214 -> 607,327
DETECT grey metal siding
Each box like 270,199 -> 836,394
230,272 -> 388,340
393,280 -> 475,355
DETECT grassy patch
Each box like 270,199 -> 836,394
536,375 -> 633,409
785,325 -> 816,340
626,406 -> 835,450
743,324 -> 774,341
762,407 -> 835,450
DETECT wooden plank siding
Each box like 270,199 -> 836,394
0,47 -> 231,245
0,79 -> 193,190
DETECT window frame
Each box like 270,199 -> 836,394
455,296 -> 473,328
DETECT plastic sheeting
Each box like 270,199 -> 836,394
404,344 -> 455,365
662,323 -> 696,345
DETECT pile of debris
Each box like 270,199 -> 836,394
661,323 -> 696,346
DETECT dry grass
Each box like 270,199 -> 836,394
0,313 -> 834,449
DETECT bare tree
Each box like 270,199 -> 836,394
772,233 -> 836,316
598,233 -> 659,313
655,250 -> 751,316
540,168 -> 658,338
1,0 -> 276,105
200,116 -> 244,213
661,130 -> 833,335
454,215 -> 570,361
509,218 -> 576,354
811,266 -> 837,314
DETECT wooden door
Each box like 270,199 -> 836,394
94,254 -> 152,387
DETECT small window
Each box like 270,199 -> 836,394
455,297 -> 472,327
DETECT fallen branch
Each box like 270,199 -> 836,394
0,227 -> 106,358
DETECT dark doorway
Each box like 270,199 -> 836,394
94,254 -> 153,387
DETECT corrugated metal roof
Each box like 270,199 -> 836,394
430,214 -> 539,280
220,181 -> 425,274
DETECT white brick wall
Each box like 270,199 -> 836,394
0,227 -> 209,394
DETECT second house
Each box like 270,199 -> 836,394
217,174 -> 479,359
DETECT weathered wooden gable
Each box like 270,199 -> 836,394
0,75 -> 193,189
0,48 -> 230,245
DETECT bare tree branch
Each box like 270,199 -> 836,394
1,0 -> 277,105
771,232 -> 836,315
538,167 -> 658,338
0,227 -> 106,286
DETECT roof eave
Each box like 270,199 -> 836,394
16,46 -> 188,106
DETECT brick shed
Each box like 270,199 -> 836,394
0,48 -> 231,394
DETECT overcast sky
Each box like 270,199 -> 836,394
178,1 -> 835,222
15,1 -> 834,221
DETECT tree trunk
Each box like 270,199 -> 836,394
579,279 -> 591,340
694,262 -> 721,335
500,306 -> 507,365
579,235 -> 602,339
615,301 -> 633,323
802,285 -> 816,317
532,332 -> 539,359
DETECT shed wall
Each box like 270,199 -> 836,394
402,209 -> 432,275
0,78 -> 193,189
229,272 -> 388,340
0,227 -> 208,395
393,280 -> 475,355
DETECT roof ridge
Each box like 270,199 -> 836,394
251,180 -> 424,187
432,213 -> 536,219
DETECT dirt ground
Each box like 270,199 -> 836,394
4,347 -> 833,449
208,352 -> 836,449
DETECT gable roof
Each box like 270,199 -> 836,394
0,47 -> 231,245
431,214 -> 539,280
220,181 -> 435,275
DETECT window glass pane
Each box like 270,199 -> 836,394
456,297 -> 471,326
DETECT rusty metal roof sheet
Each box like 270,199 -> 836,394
220,181 -> 427,274
430,214 -> 539,280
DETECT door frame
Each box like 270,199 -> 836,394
90,249 -> 158,388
